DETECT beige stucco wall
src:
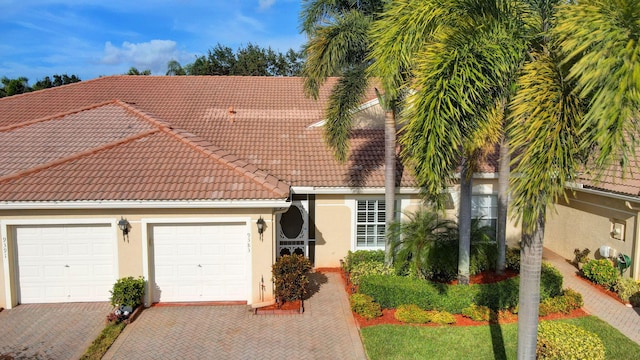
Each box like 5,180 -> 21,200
545,190 -> 639,279
313,195 -> 352,268
0,207 -> 277,309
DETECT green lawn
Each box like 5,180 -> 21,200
360,316 -> 640,360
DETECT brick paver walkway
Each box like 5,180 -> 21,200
543,248 -> 640,344
103,271 -> 367,359
0,302 -> 112,360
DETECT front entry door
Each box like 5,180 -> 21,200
277,199 -> 308,257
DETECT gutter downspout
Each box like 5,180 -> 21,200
625,201 -> 640,280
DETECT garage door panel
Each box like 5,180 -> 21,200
15,224 -> 116,304
42,244 -> 65,257
152,223 -> 248,303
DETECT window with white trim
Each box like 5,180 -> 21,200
356,199 -> 386,249
471,194 -> 497,240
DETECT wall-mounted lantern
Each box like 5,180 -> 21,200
118,217 -> 130,237
256,217 -> 266,240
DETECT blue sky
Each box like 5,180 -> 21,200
0,0 -> 305,83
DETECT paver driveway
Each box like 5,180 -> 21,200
104,272 -> 367,360
0,302 -> 112,360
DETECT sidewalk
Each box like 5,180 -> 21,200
543,248 -> 640,344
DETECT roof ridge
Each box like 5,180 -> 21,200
0,99 -> 119,132
115,101 -> 290,198
0,76 -> 108,103
0,129 -> 159,184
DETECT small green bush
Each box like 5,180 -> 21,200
343,250 -> 385,273
349,261 -> 394,286
461,304 -> 491,321
428,310 -> 456,325
614,277 -> 640,303
540,262 -> 563,299
582,259 -> 618,289
349,293 -> 382,320
110,277 -> 145,308
394,304 -> 431,324
537,321 -> 605,360
272,254 -> 312,303
538,289 -> 583,317
505,246 -> 520,272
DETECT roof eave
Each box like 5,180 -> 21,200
0,199 -> 291,210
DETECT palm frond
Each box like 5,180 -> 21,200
323,65 -> 370,163
508,51 -> 583,232
302,9 -> 371,99
554,0 -> 640,173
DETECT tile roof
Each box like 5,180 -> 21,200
0,76 -> 413,203
0,99 -> 289,201
577,145 -> 640,197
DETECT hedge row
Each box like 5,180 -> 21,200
358,262 -> 563,313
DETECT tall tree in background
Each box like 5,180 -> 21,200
126,67 -> 152,75
178,43 -> 304,76
300,0 -> 398,265
166,60 -> 186,76
0,76 -> 30,97
32,74 -> 80,90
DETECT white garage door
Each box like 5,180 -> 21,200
15,224 -> 116,304
151,223 -> 249,303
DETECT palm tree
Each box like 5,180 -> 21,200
369,0 -> 520,284
371,0 -> 640,358
509,1 -> 640,356
387,207 -> 457,279
300,0 -> 398,264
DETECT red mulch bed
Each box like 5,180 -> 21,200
332,269 -> 589,328
353,307 -> 588,328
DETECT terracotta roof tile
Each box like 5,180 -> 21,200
0,76 -> 421,203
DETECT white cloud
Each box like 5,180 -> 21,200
258,0 -> 275,10
100,40 -> 188,74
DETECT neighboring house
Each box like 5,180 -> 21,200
545,153 -> 640,280
0,76 -> 519,309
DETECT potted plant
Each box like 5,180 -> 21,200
573,248 -> 591,270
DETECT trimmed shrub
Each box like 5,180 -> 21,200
349,261 -> 394,286
358,274 -> 521,313
461,304 -> 491,321
582,259 -> 618,289
540,262 -> 563,300
110,277 -> 145,308
537,321 -> 605,360
394,304 -> 431,324
538,289 -> 583,316
349,293 -> 382,320
343,250 -> 385,273
614,277 -> 640,303
272,254 -> 312,303
359,263 -> 564,313
629,292 -> 640,307
428,310 -> 456,325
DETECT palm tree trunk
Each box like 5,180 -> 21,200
496,136 -> 510,273
384,110 -> 396,266
517,210 -> 545,359
458,159 -> 472,285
